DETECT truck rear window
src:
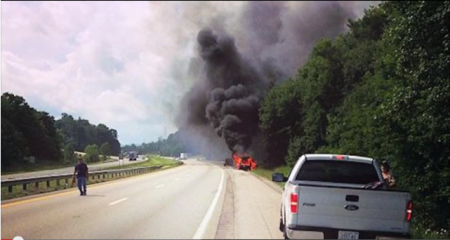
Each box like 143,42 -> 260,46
295,160 -> 380,185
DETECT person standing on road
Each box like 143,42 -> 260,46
381,160 -> 396,188
73,155 -> 89,196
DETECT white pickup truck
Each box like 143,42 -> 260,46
272,154 -> 412,239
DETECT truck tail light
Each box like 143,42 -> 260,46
290,193 -> 298,214
406,200 -> 413,221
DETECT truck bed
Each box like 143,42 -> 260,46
285,181 -> 411,238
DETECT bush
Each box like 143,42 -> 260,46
84,144 -> 100,163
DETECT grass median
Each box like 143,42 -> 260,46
252,166 -> 292,188
105,155 -> 182,170
2,158 -> 118,175
1,155 -> 183,201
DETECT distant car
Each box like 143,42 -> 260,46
128,152 -> 137,161
224,158 -> 233,166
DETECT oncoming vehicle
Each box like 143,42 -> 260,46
273,154 -> 412,239
128,151 -> 137,161
224,158 -> 233,166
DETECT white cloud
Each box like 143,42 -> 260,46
1,1 -> 194,145
1,1 -> 377,146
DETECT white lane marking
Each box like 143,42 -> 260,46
193,168 -> 225,239
108,198 -> 128,206
175,178 -> 180,181
156,184 -> 165,189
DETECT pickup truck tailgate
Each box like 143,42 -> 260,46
295,185 -> 411,233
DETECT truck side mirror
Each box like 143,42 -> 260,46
272,172 -> 287,182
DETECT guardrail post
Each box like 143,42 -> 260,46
1,165 -> 174,197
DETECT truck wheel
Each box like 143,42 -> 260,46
279,219 -> 284,232
283,223 -> 289,239
282,212 -> 289,239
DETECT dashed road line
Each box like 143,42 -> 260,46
108,198 -> 128,206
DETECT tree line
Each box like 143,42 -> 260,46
259,1 -> 449,235
1,93 -> 121,170
122,130 -> 189,157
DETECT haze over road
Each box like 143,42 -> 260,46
2,159 -> 283,239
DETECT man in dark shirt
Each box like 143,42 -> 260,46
74,156 -> 89,196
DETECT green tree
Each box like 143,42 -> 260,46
84,144 -> 100,163
258,1 -> 450,234
63,142 -> 76,163
1,116 -> 27,169
379,1 -> 450,230
100,142 -> 111,161
1,93 -> 62,164
55,113 -> 121,156
259,78 -> 303,167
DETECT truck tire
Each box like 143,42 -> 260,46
279,219 -> 284,232
279,207 -> 284,232
283,219 -> 289,239
283,227 -> 289,239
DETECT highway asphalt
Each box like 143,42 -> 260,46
215,162 -> 284,239
1,159 -> 224,239
2,159 -> 284,239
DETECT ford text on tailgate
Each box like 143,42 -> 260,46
273,154 -> 412,239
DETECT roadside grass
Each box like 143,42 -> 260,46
1,155 -> 183,201
2,175 -> 113,201
411,225 -> 449,239
105,155 -> 182,170
2,157 -> 117,175
252,166 -> 292,188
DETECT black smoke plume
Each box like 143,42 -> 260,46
197,29 -> 269,153
176,1 -> 377,159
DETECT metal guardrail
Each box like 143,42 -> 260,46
1,166 -> 163,193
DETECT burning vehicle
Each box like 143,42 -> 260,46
232,152 -> 257,171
